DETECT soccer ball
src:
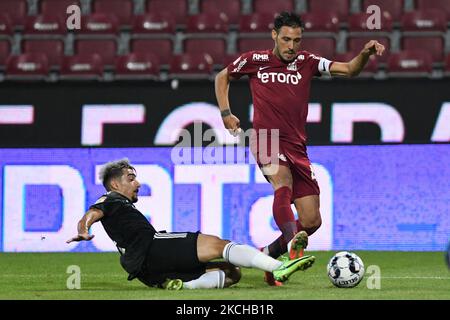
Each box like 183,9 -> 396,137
327,251 -> 365,288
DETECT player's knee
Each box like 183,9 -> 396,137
209,236 -> 229,257
303,212 -> 322,230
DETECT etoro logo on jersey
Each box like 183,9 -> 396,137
257,67 -> 302,85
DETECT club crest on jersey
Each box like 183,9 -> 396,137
287,61 -> 297,71
252,53 -> 269,62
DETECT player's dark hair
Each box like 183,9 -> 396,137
273,11 -> 304,33
99,158 -> 136,191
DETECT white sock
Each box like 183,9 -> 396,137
222,242 -> 283,272
183,270 -> 225,289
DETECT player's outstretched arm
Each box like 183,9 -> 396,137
66,208 -> 104,243
215,68 -> 241,136
330,40 -> 385,77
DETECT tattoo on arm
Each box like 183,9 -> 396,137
221,109 -> 232,118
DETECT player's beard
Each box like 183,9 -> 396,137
273,46 -> 296,63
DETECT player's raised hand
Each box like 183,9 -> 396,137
363,40 -> 385,57
222,113 -> 242,137
66,233 -> 95,243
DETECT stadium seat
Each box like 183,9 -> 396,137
115,53 -> 160,79
0,40 -> 11,66
146,0 -> 188,26
362,0 -> 404,22
237,38 -> 274,53
23,15 -> 66,37
60,54 -> 104,79
223,53 -> 241,67
301,12 -> 340,33
76,14 -> 120,36
0,14 -> 13,38
253,0 -> 294,15
169,53 -> 213,78
0,0 -> 27,27
131,13 -> 176,35
401,10 -> 447,32
334,52 -> 378,74
131,39 -> 173,65
74,39 -> 117,66
22,39 -> 64,67
445,54 -> 450,73
417,0 -> 450,19
200,0 -> 241,25
184,38 -> 227,65
348,12 -> 393,32
238,13 -> 275,33
6,53 -> 49,79
301,37 -> 336,59
40,0 -> 81,20
307,0 -> 349,21
347,36 -> 390,62
186,13 -> 229,34
93,0 -> 134,26
401,36 -> 444,62
387,50 -> 433,74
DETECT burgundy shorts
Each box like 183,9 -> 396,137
250,134 -> 320,201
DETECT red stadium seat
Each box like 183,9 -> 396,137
307,0 -> 349,21
132,13 -> 176,35
115,53 -> 160,79
362,0 -> 404,22
253,0 -> 294,15
76,14 -> 119,36
417,0 -> 450,19
6,53 -> 49,79
186,13 -> 229,34
200,0 -> 241,25
347,36 -> 390,62
445,54 -> 450,73
334,52 -> 378,74
348,13 -> 393,32
401,10 -> 447,32
147,0 -> 188,25
302,12 -> 340,33
130,39 -> 173,65
93,0 -> 134,26
301,37 -> 336,59
184,38 -> 226,65
74,39 -> 117,66
223,53 -> 241,67
169,53 -> 213,78
402,36 -> 444,62
22,39 -> 64,67
387,50 -> 433,74
40,0 -> 81,20
237,38 -> 273,53
60,54 -> 104,79
23,15 -> 66,36
445,54 -> 450,71
0,0 -> 27,27
0,40 -> 11,66
0,14 -> 14,38
238,13 -> 275,33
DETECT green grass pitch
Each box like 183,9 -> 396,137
0,251 -> 449,300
